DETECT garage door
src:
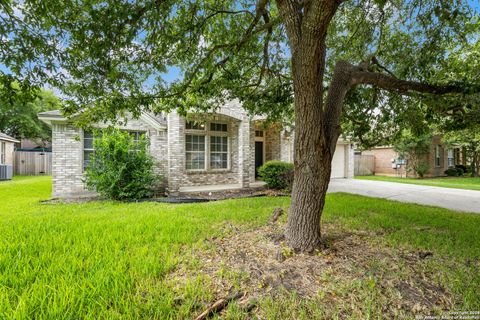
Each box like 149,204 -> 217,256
331,144 -> 346,178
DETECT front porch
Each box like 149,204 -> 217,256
178,181 -> 266,193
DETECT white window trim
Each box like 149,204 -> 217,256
0,142 -> 5,165
435,145 -> 442,168
82,129 -> 147,171
185,134 -> 207,171
185,120 -> 231,172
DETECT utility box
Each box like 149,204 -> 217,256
0,165 -> 13,180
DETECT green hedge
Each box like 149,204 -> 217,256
258,160 -> 294,190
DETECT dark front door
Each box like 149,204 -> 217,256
255,141 -> 264,177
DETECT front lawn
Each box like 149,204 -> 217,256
356,175 -> 480,191
1,176 -> 479,319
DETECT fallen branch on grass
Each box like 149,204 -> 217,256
194,292 -> 245,320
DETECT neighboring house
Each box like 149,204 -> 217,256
39,101 -> 354,198
360,135 -> 464,177
20,139 -> 52,151
0,132 -> 19,167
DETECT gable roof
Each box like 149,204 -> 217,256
38,110 -> 167,131
0,132 -> 20,143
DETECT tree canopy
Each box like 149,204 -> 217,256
0,80 -> 59,142
1,1 -> 478,125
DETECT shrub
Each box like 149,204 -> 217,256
258,161 -> 294,190
456,164 -> 467,172
445,168 -> 459,177
456,167 -> 464,176
84,128 -> 161,200
415,163 -> 430,178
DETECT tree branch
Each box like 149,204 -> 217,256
324,59 -> 479,152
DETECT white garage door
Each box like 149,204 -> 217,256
331,144 -> 346,178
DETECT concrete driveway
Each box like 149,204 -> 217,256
328,179 -> 480,214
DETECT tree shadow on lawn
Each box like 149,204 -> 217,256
168,217 -> 458,319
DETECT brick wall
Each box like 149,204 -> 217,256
51,123 -> 87,198
50,119 -> 168,198
363,135 -> 453,178
362,147 -> 401,176
2,141 -> 15,166
167,106 -> 252,194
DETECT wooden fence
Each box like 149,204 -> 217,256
354,154 -> 375,176
14,151 -> 52,175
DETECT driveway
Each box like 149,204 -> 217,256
328,179 -> 480,214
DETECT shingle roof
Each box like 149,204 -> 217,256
38,110 -> 63,117
0,132 -> 20,143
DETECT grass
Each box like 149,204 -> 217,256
1,176 -> 480,318
356,175 -> 480,191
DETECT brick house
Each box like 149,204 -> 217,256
39,101 -> 354,198
360,135 -> 464,177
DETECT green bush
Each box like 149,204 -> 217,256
445,168 -> 460,177
456,164 -> 467,172
415,163 -> 430,178
84,128 -> 161,200
456,167 -> 464,176
258,161 -> 294,190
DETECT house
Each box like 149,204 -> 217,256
359,135 -> 464,177
0,132 -> 19,166
39,101 -> 354,198
20,138 -> 52,151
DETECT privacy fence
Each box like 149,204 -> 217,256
354,154 -> 375,176
14,150 -> 52,175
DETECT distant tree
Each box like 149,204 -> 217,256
0,80 -> 59,143
394,130 -> 431,178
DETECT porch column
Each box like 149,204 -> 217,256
238,117 -> 251,188
167,111 -> 183,196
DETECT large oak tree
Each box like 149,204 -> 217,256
1,0 -> 478,251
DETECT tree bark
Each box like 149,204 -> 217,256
277,0 -> 341,252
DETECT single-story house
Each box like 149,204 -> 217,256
39,101 -> 354,198
0,132 -> 19,166
359,135 -> 464,177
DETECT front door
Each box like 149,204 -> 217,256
255,141 -> 264,177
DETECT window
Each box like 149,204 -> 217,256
83,131 -> 95,170
435,145 -> 442,167
185,135 -> 206,170
83,130 -> 145,170
0,142 -> 5,164
255,130 -> 264,137
210,136 -> 228,169
210,122 -> 227,132
185,120 -> 230,171
186,121 -> 206,131
447,149 -> 454,167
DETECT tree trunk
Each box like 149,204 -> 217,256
473,151 -> 479,177
284,39 -> 335,252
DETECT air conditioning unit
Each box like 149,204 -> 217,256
0,165 -> 13,180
